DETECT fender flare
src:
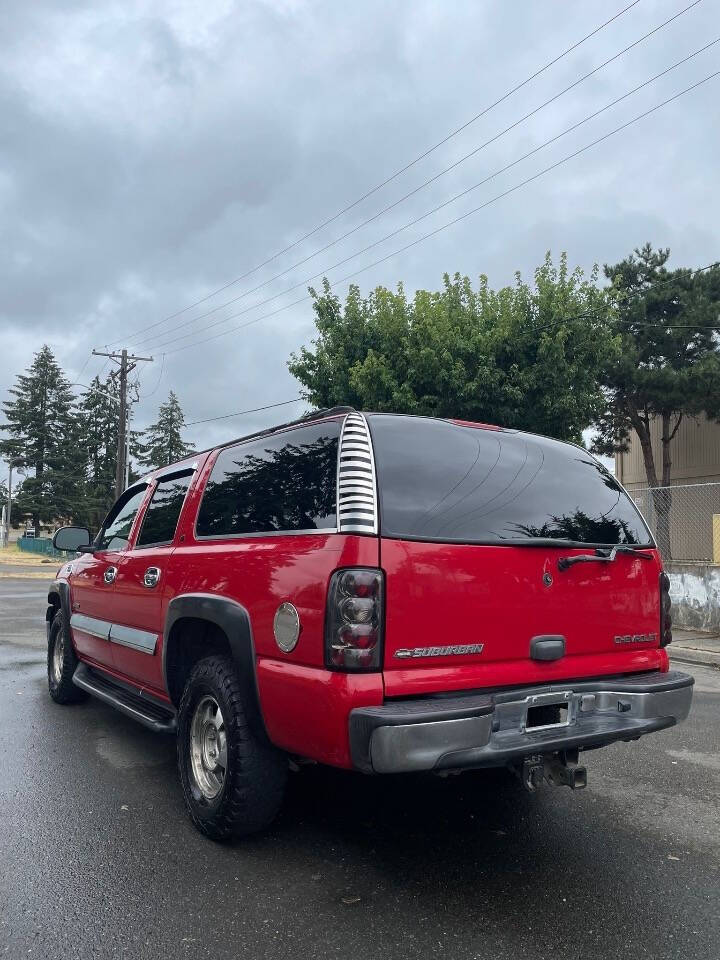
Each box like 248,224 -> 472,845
163,593 -> 269,743
47,580 -> 71,640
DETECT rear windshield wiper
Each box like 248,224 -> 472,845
557,545 -> 654,572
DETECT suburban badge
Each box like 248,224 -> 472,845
394,643 -> 484,659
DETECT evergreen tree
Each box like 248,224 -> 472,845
136,392 -> 193,469
75,374 -> 121,529
0,346 -> 77,530
592,244 -> 720,557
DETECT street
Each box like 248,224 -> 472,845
1,577 -> 718,960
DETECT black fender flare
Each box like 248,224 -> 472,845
47,580 -> 71,641
163,593 -> 269,744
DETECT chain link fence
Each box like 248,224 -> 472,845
627,482 -> 720,562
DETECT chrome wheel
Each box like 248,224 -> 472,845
52,629 -> 65,685
189,696 -> 227,801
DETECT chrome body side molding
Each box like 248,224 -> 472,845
70,612 -> 111,641
109,623 -> 159,655
70,612 -> 158,655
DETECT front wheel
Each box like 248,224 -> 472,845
47,609 -> 87,704
177,656 -> 287,841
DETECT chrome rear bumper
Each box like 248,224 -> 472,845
349,670 -> 694,774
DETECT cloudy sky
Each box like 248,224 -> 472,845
1,0 -> 718,456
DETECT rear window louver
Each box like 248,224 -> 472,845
337,413 -> 378,535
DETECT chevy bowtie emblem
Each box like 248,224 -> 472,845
394,643 -> 484,659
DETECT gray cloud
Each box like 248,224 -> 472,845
1,0 -> 718,455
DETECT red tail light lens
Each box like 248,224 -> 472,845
326,568 -> 384,671
660,571 -> 672,647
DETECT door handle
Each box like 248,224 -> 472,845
104,566 -> 117,584
143,567 -> 161,589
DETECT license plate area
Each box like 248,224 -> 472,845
521,691 -> 574,733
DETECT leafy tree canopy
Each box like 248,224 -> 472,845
289,253 -> 618,443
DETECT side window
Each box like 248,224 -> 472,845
96,485 -> 148,551
196,420 -> 340,537
136,472 -> 193,547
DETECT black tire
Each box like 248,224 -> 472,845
177,656 -> 287,841
47,608 -> 87,704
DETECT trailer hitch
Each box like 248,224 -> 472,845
544,749 -> 587,790
513,749 -> 587,792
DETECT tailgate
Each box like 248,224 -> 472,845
381,539 -> 666,696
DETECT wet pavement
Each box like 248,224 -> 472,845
1,578 -> 719,959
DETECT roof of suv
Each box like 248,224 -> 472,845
193,405 -> 357,456
195,406 -> 505,457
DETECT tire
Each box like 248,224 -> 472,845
177,656 -> 287,841
47,608 -> 87,704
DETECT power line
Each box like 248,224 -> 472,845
107,1 -> 643,350
133,2 -> 705,352
139,353 -> 166,400
15,269 -> 720,496
170,265 -> 720,437
533,262 -> 720,333
154,69 -> 720,356
185,398 -> 305,427
142,35 -> 716,352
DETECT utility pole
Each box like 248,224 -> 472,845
92,348 -> 153,498
3,458 -> 22,548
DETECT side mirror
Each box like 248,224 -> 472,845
53,526 -> 92,553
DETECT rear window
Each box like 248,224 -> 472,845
196,420 -> 340,538
368,415 -> 652,547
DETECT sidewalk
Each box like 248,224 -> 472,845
671,629 -> 720,669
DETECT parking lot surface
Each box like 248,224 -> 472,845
1,578 -> 718,959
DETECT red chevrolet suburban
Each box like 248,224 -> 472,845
48,408 -> 693,840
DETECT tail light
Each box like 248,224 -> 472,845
325,568 -> 384,671
660,571 -> 672,647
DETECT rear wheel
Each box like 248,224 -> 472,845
177,656 -> 287,841
47,609 -> 86,704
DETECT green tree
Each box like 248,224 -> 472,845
136,392 -> 193,469
289,253 -> 617,443
592,244 -> 720,557
0,346 -> 78,530
75,374 -> 122,530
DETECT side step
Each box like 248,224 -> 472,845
73,663 -> 177,734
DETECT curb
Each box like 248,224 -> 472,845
670,647 -> 720,669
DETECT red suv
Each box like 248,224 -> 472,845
48,408 -> 693,840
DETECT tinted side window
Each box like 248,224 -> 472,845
196,421 -> 340,537
136,473 -> 193,547
97,486 -> 148,551
369,415 -> 652,547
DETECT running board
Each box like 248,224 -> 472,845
73,663 -> 177,734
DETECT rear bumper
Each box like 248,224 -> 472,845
349,670 -> 694,774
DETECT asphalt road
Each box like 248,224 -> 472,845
1,577 -> 719,960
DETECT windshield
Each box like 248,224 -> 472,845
368,415 -> 652,547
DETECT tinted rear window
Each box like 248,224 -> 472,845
196,420 -> 340,537
369,415 -> 651,547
